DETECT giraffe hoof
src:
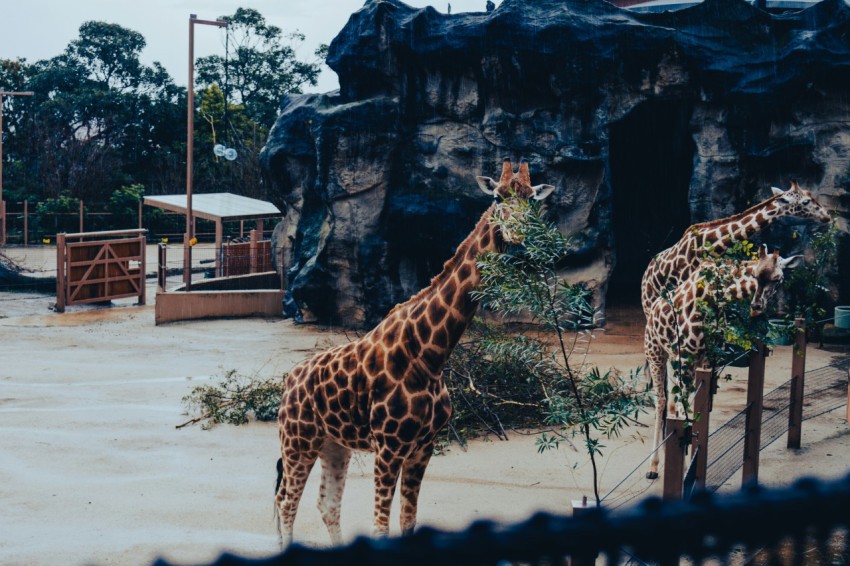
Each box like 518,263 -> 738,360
646,471 -> 659,480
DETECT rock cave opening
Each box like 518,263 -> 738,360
607,98 -> 695,308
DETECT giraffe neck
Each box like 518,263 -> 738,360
721,263 -> 758,302
693,197 -> 783,252
373,203 -> 501,375
685,261 -> 757,309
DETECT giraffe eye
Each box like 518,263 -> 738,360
802,198 -> 811,205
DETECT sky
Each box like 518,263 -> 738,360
0,0 -> 500,94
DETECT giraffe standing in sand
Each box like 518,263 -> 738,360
274,159 -> 555,545
643,246 -> 800,479
640,180 -> 830,320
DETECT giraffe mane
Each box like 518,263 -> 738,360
686,192 -> 781,233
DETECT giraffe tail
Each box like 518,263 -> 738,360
274,457 -> 285,543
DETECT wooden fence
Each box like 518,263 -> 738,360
663,318 -> 848,500
55,229 -> 147,313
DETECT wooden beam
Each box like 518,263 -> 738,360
742,340 -> 767,486
691,367 -> 712,490
788,318 -> 807,449
663,416 -> 687,501
56,233 -> 66,313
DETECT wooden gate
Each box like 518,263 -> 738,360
55,229 -> 147,313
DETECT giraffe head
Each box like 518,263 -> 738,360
769,180 -> 831,224
475,158 -> 556,244
748,245 -> 802,316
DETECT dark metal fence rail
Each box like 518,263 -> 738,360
152,474 -> 850,566
706,357 -> 849,493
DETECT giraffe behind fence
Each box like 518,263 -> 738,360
643,246 -> 800,479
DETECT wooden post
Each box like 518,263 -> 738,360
23,199 -> 28,246
663,416 -> 687,501
157,242 -> 167,291
138,199 -> 143,230
691,367 -> 712,490
138,234 -> 146,306
256,218 -> 264,239
742,340 -> 767,486
183,231 -> 192,287
240,219 -> 244,238
569,496 -> 599,566
249,229 -> 259,274
56,233 -> 66,313
215,219 -> 223,277
79,200 -> 84,234
788,318 -> 807,448
0,199 -> 5,245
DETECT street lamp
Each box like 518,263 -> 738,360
185,14 -> 227,288
0,90 -> 34,246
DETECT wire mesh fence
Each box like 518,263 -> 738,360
705,356 -> 849,494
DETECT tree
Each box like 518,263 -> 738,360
3,22 -> 186,207
472,199 -> 651,506
195,7 -> 325,127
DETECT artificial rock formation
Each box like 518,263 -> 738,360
260,0 -> 850,327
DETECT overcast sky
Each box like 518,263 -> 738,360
0,0 -> 500,94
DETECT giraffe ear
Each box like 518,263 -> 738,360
476,176 -> 499,197
531,184 -> 555,201
778,255 -> 804,270
771,186 -> 784,196
758,244 -> 769,258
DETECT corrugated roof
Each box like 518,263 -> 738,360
143,193 -> 281,222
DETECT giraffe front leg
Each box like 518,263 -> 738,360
646,355 -> 668,480
399,443 -> 435,535
316,440 -> 352,546
372,447 -> 405,537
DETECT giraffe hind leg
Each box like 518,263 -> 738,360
274,457 -> 286,547
399,443 -> 435,536
646,355 -> 668,480
316,440 -> 352,546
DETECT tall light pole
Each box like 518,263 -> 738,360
0,90 -> 34,246
185,14 -> 227,288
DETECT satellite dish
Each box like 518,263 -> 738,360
224,147 -> 238,161
213,144 -> 226,157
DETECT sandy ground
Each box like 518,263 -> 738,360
1,245 -> 849,566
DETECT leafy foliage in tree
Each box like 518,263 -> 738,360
783,222 -> 838,330
0,7 -> 324,221
471,198 -> 651,505
195,7 -> 324,126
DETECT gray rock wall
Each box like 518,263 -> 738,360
261,0 -> 850,327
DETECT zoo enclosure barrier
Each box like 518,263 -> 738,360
156,229 -> 272,290
660,318 -> 850,501
55,229 -> 147,313
0,198 -> 270,246
151,473 -> 850,566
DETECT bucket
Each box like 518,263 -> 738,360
768,318 -> 794,346
836,306 -> 850,330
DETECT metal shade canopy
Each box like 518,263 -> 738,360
143,192 -> 280,223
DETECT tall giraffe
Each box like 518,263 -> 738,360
274,159 -> 555,545
640,181 -> 830,320
643,246 -> 800,479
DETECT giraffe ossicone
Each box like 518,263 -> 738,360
274,159 -> 556,545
